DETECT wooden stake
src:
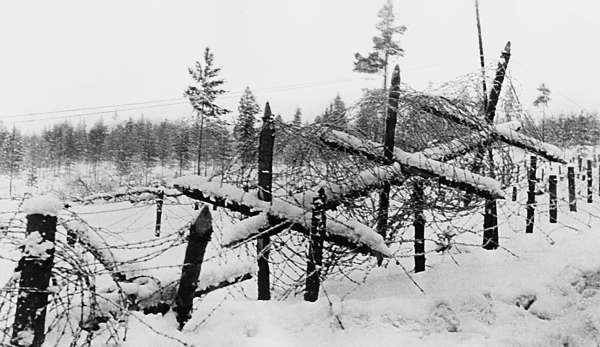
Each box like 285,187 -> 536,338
413,180 -> 426,272
155,190 -> 164,237
588,160 -> 593,203
526,156 -> 536,234
512,186 -> 517,202
481,42 -> 511,249
549,174 -> 557,223
305,188 -> 326,302
568,166 -> 577,212
257,102 -> 274,300
12,213 -> 57,347
376,65 -> 400,265
174,206 -> 213,330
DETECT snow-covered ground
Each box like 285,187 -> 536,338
2,159 -> 600,346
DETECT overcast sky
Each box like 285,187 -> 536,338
0,0 -> 598,132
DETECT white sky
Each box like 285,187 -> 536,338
0,0 -> 598,132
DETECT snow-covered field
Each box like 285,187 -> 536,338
2,161 -> 600,346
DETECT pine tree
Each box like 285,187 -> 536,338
184,47 -> 229,175
233,87 -> 260,166
534,83 -> 551,141
2,127 -> 24,196
354,0 -> 406,89
139,120 -> 158,184
155,120 -> 173,171
173,120 -> 191,177
88,120 -> 108,177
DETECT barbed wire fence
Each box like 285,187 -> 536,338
0,58 -> 592,346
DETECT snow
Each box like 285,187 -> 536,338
223,213 -> 269,247
21,232 -> 54,260
22,195 -> 62,216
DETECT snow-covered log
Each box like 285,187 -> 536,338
73,186 -> 182,205
320,129 -> 505,200
420,121 -> 521,162
407,95 -> 565,163
173,176 -> 392,258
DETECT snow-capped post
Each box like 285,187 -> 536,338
568,166 -> 577,212
257,102 -> 274,300
549,174 -> 557,223
512,186 -> 517,202
154,189 -> 164,237
173,205 -> 213,330
376,65 -> 400,265
12,196 -> 61,347
304,188 -> 327,302
587,160 -> 593,203
413,180 -> 426,273
526,156 -> 537,234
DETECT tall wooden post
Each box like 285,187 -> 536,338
568,166 -> 577,212
482,42 -> 511,250
413,180 -> 426,272
525,156 -> 537,234
154,190 -> 164,237
549,174 -> 557,223
305,188 -> 326,302
257,102 -> 274,300
578,156 -> 582,174
12,213 -> 57,347
376,65 -> 400,265
587,159 -> 593,203
174,206 -> 213,330
512,186 -> 517,202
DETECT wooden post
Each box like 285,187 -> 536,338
413,180 -> 426,272
549,174 -> 557,223
12,213 -> 57,347
526,156 -> 537,234
512,186 -> 517,202
481,42 -> 511,249
568,166 -> 577,212
257,102 -> 275,300
174,206 -> 213,330
376,65 -> 400,265
154,190 -> 164,237
587,160 -> 593,203
578,156 -> 582,173
304,188 -> 326,302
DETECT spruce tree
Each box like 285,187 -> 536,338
292,108 -> 302,127
155,120 -> 173,171
88,120 -> 108,177
173,120 -> 191,177
2,127 -> 24,196
233,87 -> 260,165
184,47 -> 229,175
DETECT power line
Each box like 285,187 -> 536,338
3,76 -> 377,124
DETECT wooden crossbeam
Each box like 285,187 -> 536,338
320,129 -> 505,200
173,178 -> 392,258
